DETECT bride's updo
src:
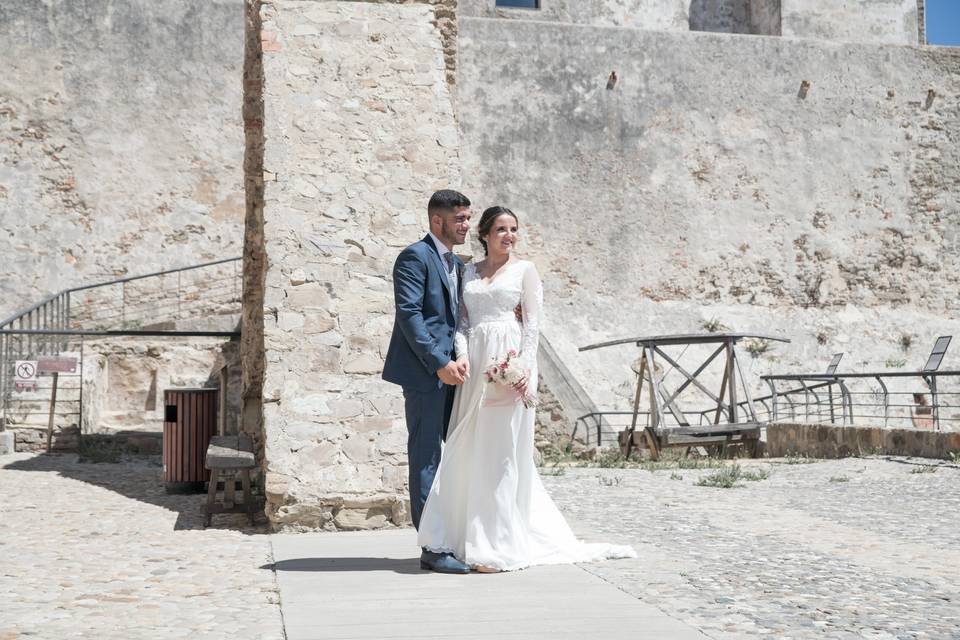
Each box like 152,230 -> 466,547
477,205 -> 518,255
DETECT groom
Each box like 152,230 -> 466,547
382,189 -> 472,574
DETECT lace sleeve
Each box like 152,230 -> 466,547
518,262 -> 543,371
454,292 -> 470,362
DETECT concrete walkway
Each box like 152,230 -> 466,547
270,529 -> 707,640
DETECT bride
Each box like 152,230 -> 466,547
417,205 -> 637,573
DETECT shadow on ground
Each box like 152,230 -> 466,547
266,557 -> 424,575
2,452 -> 267,534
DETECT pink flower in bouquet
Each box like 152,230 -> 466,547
485,351 -> 537,408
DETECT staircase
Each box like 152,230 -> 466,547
0,258 -> 242,452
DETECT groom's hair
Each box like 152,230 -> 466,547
427,190 -> 471,219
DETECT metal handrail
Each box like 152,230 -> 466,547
0,257 -> 243,433
762,371 -> 958,431
0,257 -> 241,328
762,371 -> 960,380
62,257 -> 241,295
0,329 -> 240,338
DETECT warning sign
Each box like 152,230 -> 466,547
14,360 -> 38,392
37,356 -> 77,374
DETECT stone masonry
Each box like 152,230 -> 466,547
457,17 -> 960,412
0,1 -> 246,319
251,0 -> 461,530
460,0 -> 923,45
246,0 -> 957,530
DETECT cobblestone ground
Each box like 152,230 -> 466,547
0,452 -> 283,640
3,451 -> 958,639
546,456 -> 960,640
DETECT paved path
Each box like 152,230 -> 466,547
0,452 -> 283,640
270,529 -> 706,640
3,451 -> 959,639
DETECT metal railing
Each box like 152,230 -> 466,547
574,371 -> 959,448
0,258 -> 242,432
759,371 -> 960,431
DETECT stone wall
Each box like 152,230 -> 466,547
81,338 -> 241,435
688,0 -> 781,36
253,0 -> 461,530
461,0 -> 921,44
782,0 -> 920,45
460,0 -> 690,30
3,337 -> 240,452
458,18 -> 960,414
766,422 -> 960,459
0,0 -> 245,319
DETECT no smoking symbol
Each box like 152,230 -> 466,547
17,362 -> 35,378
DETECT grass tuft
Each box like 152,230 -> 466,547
695,465 -> 743,488
909,465 -> 938,474
695,464 -> 772,488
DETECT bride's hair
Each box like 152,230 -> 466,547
477,206 -> 518,255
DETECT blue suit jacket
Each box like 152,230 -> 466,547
382,235 -> 464,392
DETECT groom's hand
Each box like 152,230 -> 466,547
438,360 -> 465,386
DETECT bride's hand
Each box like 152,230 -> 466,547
513,375 -> 528,397
456,357 -> 470,380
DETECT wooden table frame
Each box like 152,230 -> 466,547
580,333 -> 790,460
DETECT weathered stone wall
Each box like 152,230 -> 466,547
4,337 -> 240,452
460,0 -> 690,30
766,422 -> 960,459
458,18 -> 960,414
689,0 -> 781,35
0,0 -> 245,319
782,0 -> 920,45
81,338 -> 241,434
461,0 -> 920,44
255,0 -> 460,530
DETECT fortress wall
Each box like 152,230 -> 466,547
458,18 -> 960,413
782,0 -> 920,46
0,0 -> 245,318
461,0 -> 921,44
255,1 -> 460,530
460,0 -> 689,31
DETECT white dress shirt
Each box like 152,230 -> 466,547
428,231 -> 458,293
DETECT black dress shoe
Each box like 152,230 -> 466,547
420,550 -> 470,574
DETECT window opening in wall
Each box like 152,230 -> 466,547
688,0 -> 782,37
496,0 -> 540,8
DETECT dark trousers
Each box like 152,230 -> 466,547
403,385 -> 454,530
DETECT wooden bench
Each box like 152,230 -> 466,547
204,434 -> 256,527
620,422 -> 762,458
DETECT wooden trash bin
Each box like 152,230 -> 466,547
163,388 -> 218,493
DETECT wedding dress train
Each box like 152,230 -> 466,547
417,259 -> 636,571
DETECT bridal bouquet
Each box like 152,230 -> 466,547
484,349 -> 537,408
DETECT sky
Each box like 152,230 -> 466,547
926,0 -> 960,46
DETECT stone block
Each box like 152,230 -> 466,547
343,353 -> 383,374
333,505 -> 392,531
0,431 -> 14,455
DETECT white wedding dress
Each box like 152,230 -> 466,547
417,259 -> 637,571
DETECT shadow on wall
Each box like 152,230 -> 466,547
689,0 -> 782,36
